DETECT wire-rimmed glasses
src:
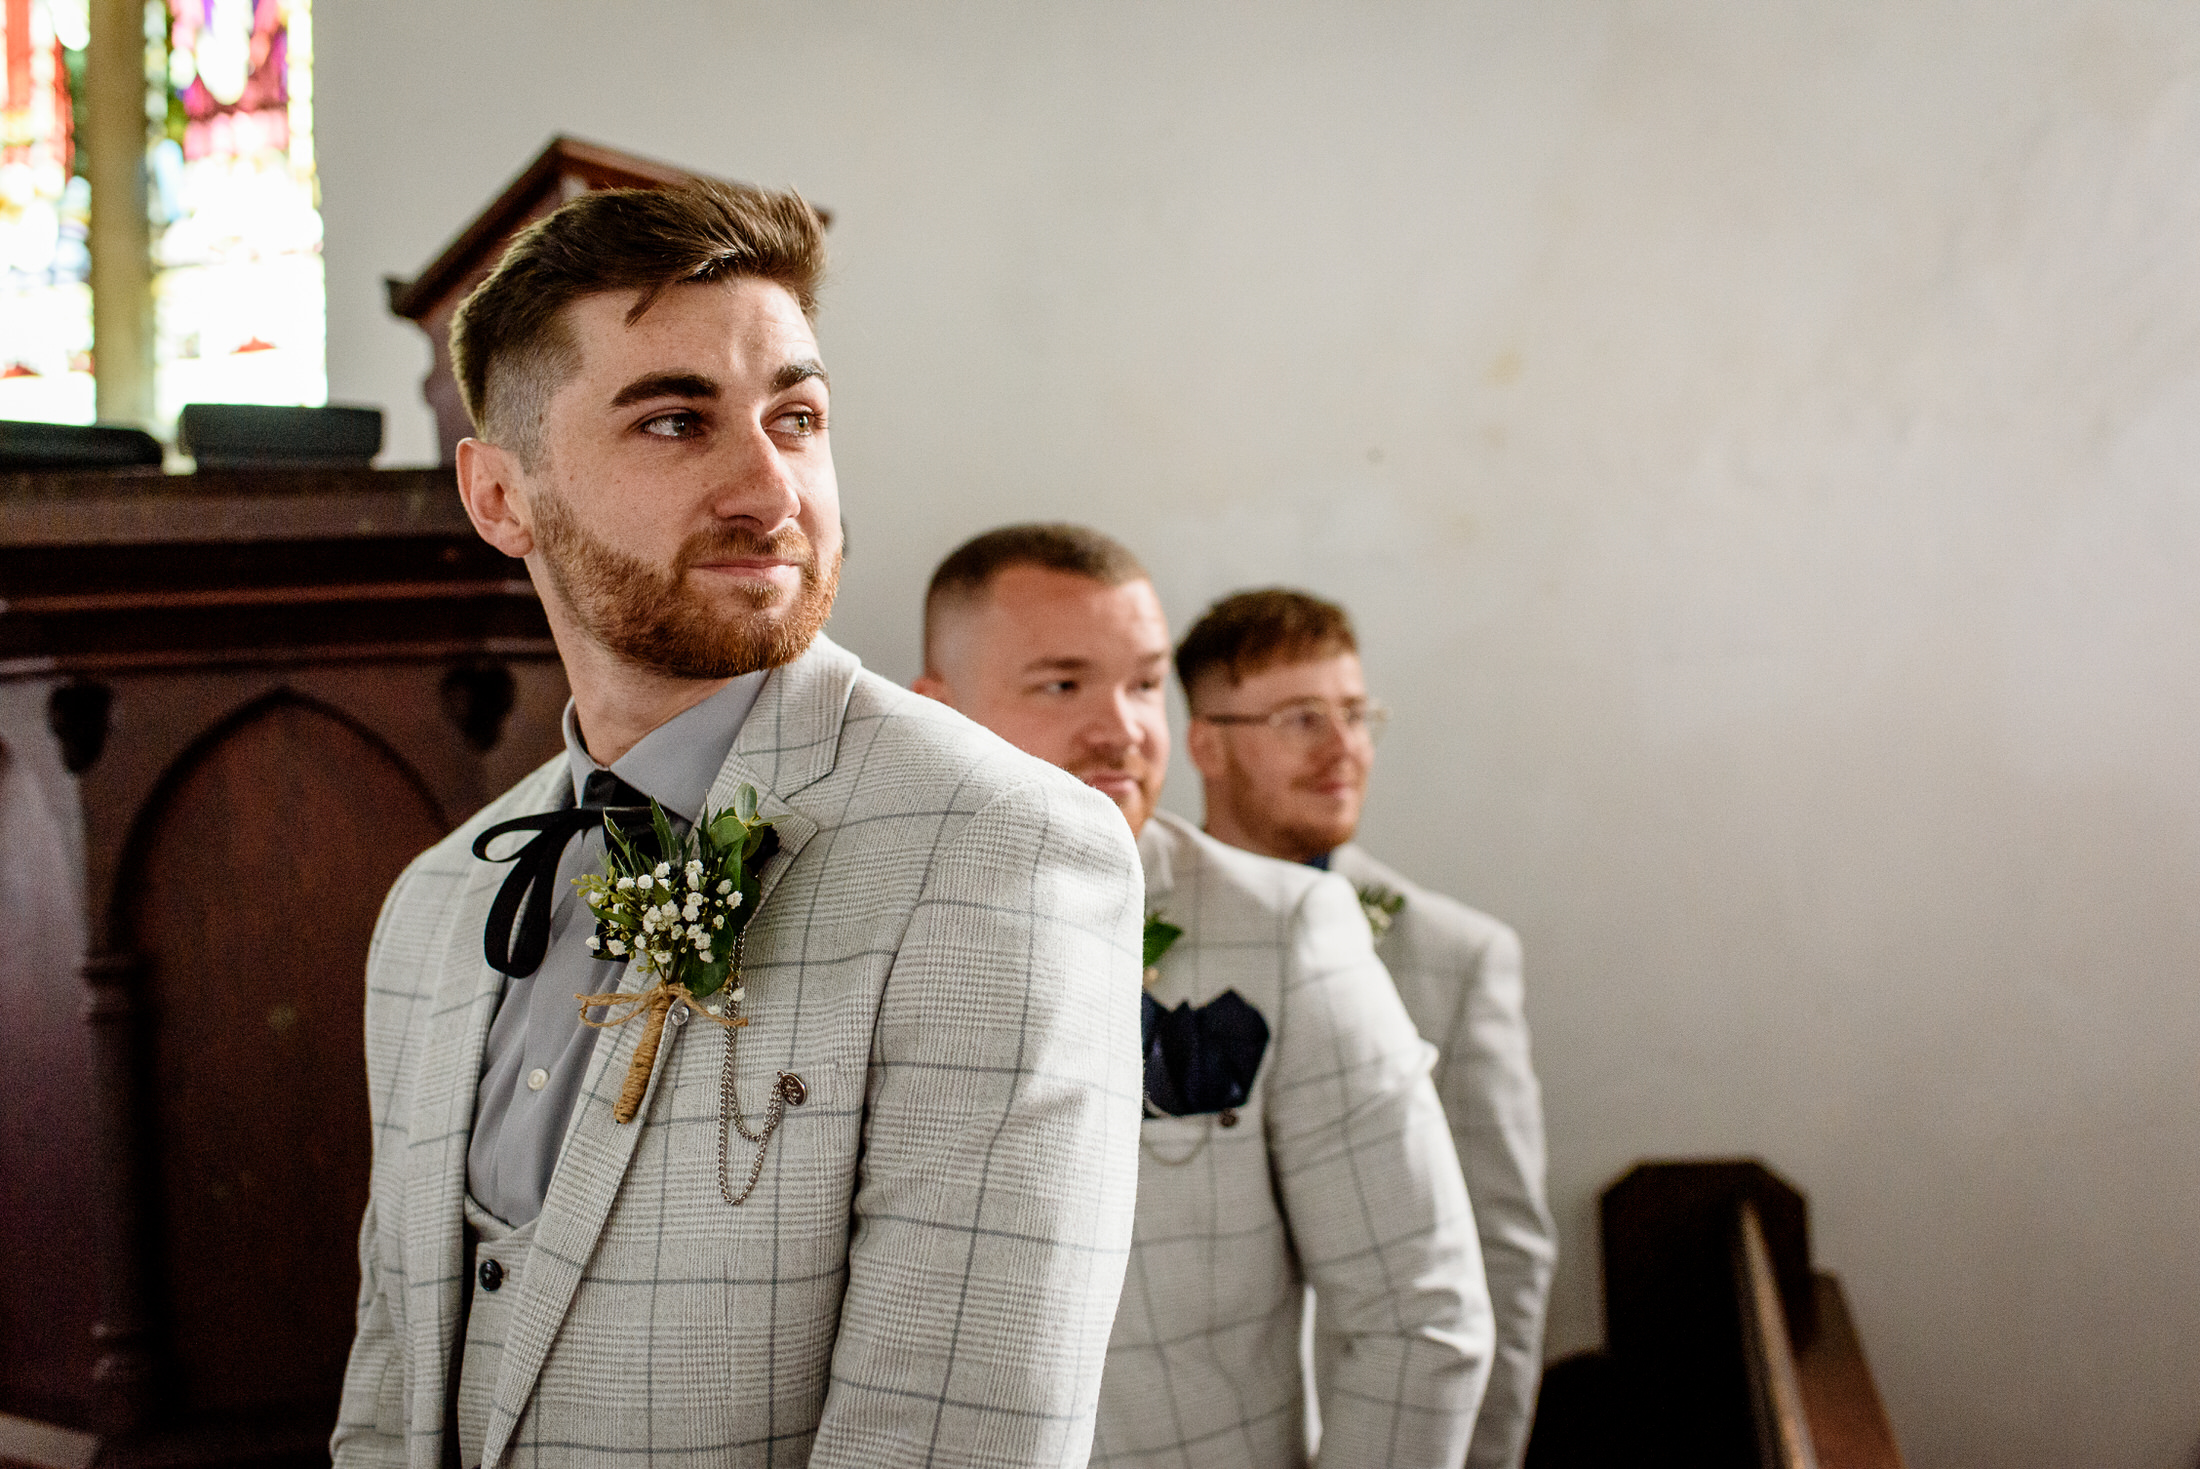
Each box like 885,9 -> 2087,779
1194,698 -> 1390,748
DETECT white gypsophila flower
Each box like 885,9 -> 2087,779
698,949 -> 713,965
716,879 -> 733,895
617,876 -> 635,891
609,938 -> 627,956
642,912 -> 656,933
637,874 -> 654,891
686,859 -> 703,878
654,862 -> 671,878
585,934 -> 601,951
586,891 -> 603,907
711,915 -> 724,930
729,891 -> 744,908
729,986 -> 745,1003
687,923 -> 705,942
684,903 -> 701,922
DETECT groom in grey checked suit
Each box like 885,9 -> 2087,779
915,525 -> 1493,1469
1176,590 -> 1556,1469
334,184 -> 1145,1466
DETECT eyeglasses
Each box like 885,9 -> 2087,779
1195,698 -> 1390,747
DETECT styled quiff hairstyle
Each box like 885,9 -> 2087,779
449,180 -> 827,467
1174,588 -> 1358,710
923,523 -> 1149,673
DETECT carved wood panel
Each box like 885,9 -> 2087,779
122,693 -> 446,1419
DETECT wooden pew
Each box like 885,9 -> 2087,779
1526,1160 -> 1906,1469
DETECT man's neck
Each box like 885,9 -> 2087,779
560,642 -> 732,767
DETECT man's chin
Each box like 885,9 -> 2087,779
1280,809 -> 1357,859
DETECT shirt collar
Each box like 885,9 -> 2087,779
562,672 -> 768,823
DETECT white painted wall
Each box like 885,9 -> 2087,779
319,5 -> 2200,1465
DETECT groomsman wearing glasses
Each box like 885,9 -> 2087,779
1176,589 -> 1555,1469
915,525 -> 1492,1469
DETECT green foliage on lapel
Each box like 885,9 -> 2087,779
1356,883 -> 1407,941
576,785 -> 777,999
1143,913 -> 1185,971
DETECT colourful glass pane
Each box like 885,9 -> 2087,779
151,0 -> 321,432
0,0 -> 93,425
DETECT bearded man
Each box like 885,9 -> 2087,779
915,525 -> 1491,1469
1176,589 -> 1555,1469
333,185 -> 1145,1468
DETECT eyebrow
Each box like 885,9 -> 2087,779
776,359 -> 830,392
609,372 -> 719,408
1019,652 -> 1168,675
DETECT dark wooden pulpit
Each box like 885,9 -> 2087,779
0,467 -> 566,1466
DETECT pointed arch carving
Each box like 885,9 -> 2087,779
111,686 -> 449,1418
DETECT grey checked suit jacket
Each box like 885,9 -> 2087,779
1093,812 -> 1492,1469
333,637 -> 1147,1468
1326,846 -> 1554,1469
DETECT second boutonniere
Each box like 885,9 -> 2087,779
1356,882 -> 1406,941
573,783 -> 778,1125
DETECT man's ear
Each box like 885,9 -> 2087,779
1184,715 -> 1229,781
910,671 -> 954,707
455,437 -> 536,559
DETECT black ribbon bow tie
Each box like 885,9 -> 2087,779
1140,989 -> 1271,1117
472,770 -> 663,978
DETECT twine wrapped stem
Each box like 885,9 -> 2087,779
577,981 -> 746,1124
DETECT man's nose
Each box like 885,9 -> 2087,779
1310,713 -> 1353,756
708,421 -> 804,529
1083,689 -> 1142,750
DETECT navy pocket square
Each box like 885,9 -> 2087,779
1141,989 -> 1270,1117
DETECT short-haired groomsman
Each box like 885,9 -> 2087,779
335,186 -> 1145,1467
917,525 -> 1492,1469
1176,589 -> 1555,1469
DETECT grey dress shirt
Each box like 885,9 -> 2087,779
466,673 -> 764,1226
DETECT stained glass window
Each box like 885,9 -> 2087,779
0,0 -> 94,425
151,0 -> 321,430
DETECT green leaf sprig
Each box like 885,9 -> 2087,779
1142,912 -> 1184,987
574,783 -> 776,1003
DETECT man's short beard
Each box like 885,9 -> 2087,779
532,486 -> 841,680
1222,752 -> 1358,862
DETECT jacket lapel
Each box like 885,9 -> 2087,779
479,638 -> 858,1464
401,759 -> 563,1459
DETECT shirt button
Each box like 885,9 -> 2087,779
526,1068 -> 549,1092
478,1259 -> 503,1292
669,1004 -> 689,1026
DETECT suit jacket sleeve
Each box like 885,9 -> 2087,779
330,1196 -> 406,1467
1437,920 -> 1557,1469
809,773 -> 1146,1469
1274,875 -> 1494,1469
332,870 -> 420,1468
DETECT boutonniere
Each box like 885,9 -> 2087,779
1142,912 -> 1184,988
1357,882 -> 1406,941
573,784 -> 777,1125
